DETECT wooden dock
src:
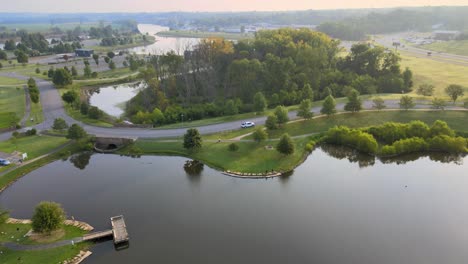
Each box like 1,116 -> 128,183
111,215 -> 129,244
82,215 -> 129,245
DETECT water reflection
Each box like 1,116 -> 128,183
184,160 -> 204,183
69,152 -> 93,170
321,144 -> 464,167
88,82 -> 145,117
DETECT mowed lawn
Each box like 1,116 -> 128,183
0,135 -> 68,159
134,138 -> 309,173
400,52 -> 468,97
0,76 -> 26,86
264,110 -> 468,138
421,40 -> 468,56
0,86 -> 26,129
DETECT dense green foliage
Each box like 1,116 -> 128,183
125,30 -> 411,125
52,118 -> 68,130
183,128 -> 202,150
252,128 -> 268,142
326,120 -> 466,157
27,77 -> 40,104
297,99 -> 313,119
31,202 -> 65,233
67,124 -> 87,140
277,134 -> 295,155
321,95 -> 336,116
53,68 -> 73,86
344,89 -> 362,112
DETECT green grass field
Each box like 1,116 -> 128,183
0,222 -> 89,264
133,137 -> 310,173
400,52 -> 468,97
263,110 -> 468,139
0,86 -> 25,129
0,135 -> 68,159
421,40 -> 468,56
0,76 -> 26,86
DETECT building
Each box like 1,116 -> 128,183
433,30 -> 461,41
75,49 -> 94,57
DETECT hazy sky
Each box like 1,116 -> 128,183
2,0 -> 468,13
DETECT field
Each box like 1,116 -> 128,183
0,135 -> 68,159
0,76 -> 26,86
0,86 -> 25,129
400,52 -> 468,97
1,22 -> 100,33
133,137 -> 310,173
257,110 -> 468,139
421,40 -> 468,56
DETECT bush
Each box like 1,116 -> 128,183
31,201 -> 65,233
252,128 -> 268,142
88,106 -> 103,119
325,126 -> 378,154
52,118 -> 68,130
277,134 -> 295,155
429,135 -> 467,153
67,124 -> 87,139
80,102 -> 89,115
25,128 -> 37,136
228,143 -> 239,152
265,115 -> 278,130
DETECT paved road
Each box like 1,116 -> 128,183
0,72 -> 466,142
375,33 -> 468,67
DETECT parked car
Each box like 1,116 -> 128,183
241,121 -> 255,128
0,159 -> 11,166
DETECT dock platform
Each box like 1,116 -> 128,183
82,215 -> 129,245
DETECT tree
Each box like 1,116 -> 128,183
109,60 -> 116,70
276,134 -> 295,155
104,57 -> 110,64
31,201 -> 65,233
35,68 -> 40,74
183,128 -> 202,150
252,128 -> 268,142
416,84 -> 435,96
71,66 -> 78,77
48,67 -> 55,78
228,143 -> 239,151
399,95 -> 415,110
16,50 -> 28,63
107,51 -> 115,59
265,115 -> 278,130
88,106 -> 103,119
253,92 -> 267,113
344,89 -> 362,112
52,68 -> 72,86
83,64 -> 92,78
0,50 -> 7,60
445,84 -> 464,103
372,97 -> 386,110
297,99 -> 313,119
274,106 -> 289,125
92,54 -> 99,65
224,99 -> 238,115
52,118 -> 68,130
321,95 -> 336,116
431,97 -> 446,110
67,124 -> 87,139
80,102 -> 89,115
402,67 -> 413,92
62,90 -> 78,104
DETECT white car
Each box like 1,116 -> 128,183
241,121 -> 255,128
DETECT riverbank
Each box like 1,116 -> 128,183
156,30 -> 254,40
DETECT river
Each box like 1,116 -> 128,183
1,147 -> 468,264
127,24 -> 200,55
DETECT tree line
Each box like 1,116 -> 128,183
125,29 -> 413,126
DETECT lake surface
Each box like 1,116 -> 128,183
127,24 -> 200,55
88,82 -> 145,117
1,147 -> 468,264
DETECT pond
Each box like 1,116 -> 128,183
87,82 -> 145,118
1,147 -> 468,264
126,24 -> 200,55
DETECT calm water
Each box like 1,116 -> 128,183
127,24 -> 199,55
88,82 -> 145,117
1,148 -> 468,264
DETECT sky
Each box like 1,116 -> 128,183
2,0 -> 468,13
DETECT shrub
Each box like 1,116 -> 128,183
88,106 -> 103,119
31,201 -> 65,233
52,118 -> 68,130
429,135 -> 467,153
228,143 -> 239,152
277,134 -> 295,155
325,126 -> 378,154
265,115 -> 278,130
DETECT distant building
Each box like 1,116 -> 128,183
75,49 -> 94,57
433,30 -> 461,41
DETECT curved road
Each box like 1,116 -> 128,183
0,72 -> 466,141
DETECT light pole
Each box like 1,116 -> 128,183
181,114 -> 184,123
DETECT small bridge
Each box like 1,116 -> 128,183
94,137 -> 136,153
83,215 -> 129,245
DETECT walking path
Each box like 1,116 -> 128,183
19,85 -> 31,127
